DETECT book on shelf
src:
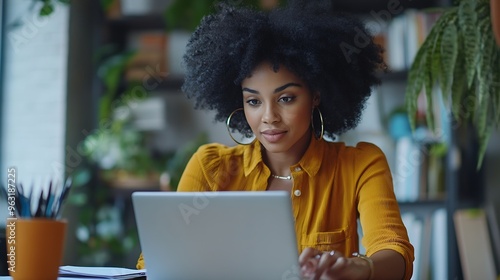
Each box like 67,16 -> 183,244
393,136 -> 421,202
485,203 -> 500,276
393,137 -> 446,202
430,208 -> 447,280
125,31 -> 168,83
454,208 -> 497,280
393,85 -> 449,203
380,9 -> 442,72
401,208 -> 448,280
401,213 -> 423,280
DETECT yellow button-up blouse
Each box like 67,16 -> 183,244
136,137 -> 414,279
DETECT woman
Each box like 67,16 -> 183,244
137,1 -> 414,279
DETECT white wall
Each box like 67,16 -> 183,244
0,1 -> 69,216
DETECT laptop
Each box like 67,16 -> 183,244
132,191 -> 300,280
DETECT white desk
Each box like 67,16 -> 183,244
0,266 -> 146,279
0,276 -> 109,280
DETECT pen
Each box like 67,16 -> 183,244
2,177 -> 73,219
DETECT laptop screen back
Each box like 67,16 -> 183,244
132,191 -> 300,280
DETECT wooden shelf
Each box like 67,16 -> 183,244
377,70 -> 408,82
124,75 -> 184,93
107,15 -> 166,30
398,199 -> 447,213
332,0 -> 449,14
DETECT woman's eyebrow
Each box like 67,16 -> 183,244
242,83 -> 302,94
274,83 -> 302,93
242,87 -> 259,94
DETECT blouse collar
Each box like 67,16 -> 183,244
243,134 -> 326,178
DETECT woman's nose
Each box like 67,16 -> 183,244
261,104 -> 280,124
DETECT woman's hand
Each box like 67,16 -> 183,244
298,247 -> 372,280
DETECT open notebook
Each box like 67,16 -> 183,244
132,191 -> 300,280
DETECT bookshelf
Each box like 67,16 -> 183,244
339,0 -> 485,279
101,12 -> 184,94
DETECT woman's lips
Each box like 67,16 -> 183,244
261,130 -> 286,143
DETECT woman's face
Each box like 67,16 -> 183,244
241,62 -> 319,154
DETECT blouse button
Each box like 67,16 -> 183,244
294,167 -> 302,172
294,189 -> 302,197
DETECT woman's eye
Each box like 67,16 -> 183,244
279,96 -> 295,103
246,99 -> 260,106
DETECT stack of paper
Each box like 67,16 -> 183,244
59,266 -> 146,280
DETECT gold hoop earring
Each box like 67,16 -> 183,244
226,108 -> 255,145
311,107 -> 324,140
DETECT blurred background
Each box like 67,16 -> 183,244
0,0 -> 499,279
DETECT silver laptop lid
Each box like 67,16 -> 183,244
132,191 -> 300,280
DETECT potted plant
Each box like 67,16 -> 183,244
81,45 -> 169,188
69,47 -> 168,266
405,0 -> 500,168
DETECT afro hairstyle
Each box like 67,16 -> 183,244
181,0 -> 385,138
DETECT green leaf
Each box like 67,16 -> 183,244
405,55 -> 425,130
450,35 -> 467,121
424,44 -> 436,131
96,50 -> 137,121
100,0 -> 115,11
98,94 -> 113,122
78,208 -> 94,225
476,29 -> 494,114
71,168 -> 92,188
164,0 -> 214,31
440,23 -> 458,102
406,30 -> 438,130
476,86 -> 489,143
430,27 -> 442,87
476,119 -> 492,170
458,0 -> 478,88
424,85 -> 435,132
39,3 -> 54,16
68,193 -> 88,206
405,10 -> 453,131
405,0 -> 498,167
